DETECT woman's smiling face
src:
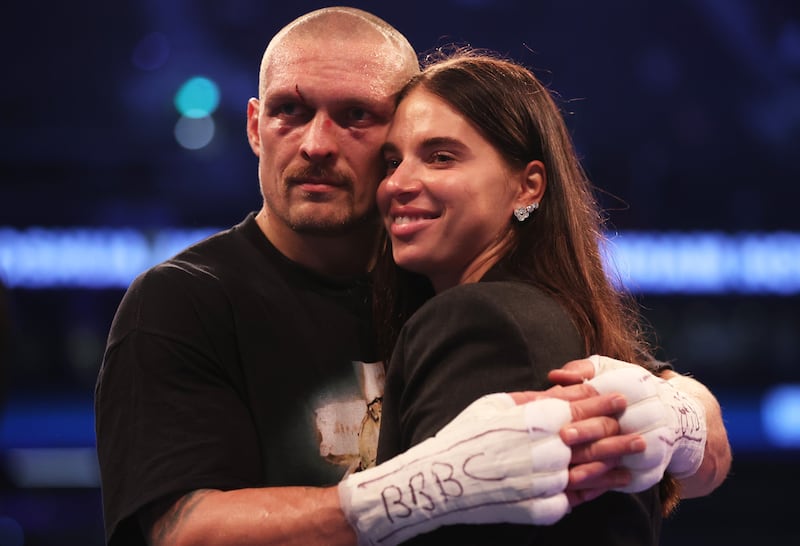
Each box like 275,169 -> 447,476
377,88 -> 526,292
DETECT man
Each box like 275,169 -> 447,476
94,7 -> 730,546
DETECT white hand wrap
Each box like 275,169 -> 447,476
587,355 -> 708,492
338,393 -> 573,545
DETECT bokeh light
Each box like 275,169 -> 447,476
174,115 -> 216,150
174,76 -> 220,119
762,384 -> 800,447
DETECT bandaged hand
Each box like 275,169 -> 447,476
587,356 -> 707,492
338,393 -> 572,546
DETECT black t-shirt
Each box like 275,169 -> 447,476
377,269 -> 663,545
95,213 -> 383,545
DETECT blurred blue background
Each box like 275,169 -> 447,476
1,0 -> 799,544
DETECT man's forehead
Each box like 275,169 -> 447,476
262,81 -> 396,116
268,37 -> 400,73
263,42 -> 407,103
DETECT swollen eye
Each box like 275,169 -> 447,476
349,108 -> 369,121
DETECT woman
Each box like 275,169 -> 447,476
372,49 -> 671,544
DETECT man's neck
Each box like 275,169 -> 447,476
255,209 -> 378,278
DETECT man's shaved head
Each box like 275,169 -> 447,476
258,7 -> 419,99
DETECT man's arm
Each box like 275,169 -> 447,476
658,369 -> 732,497
143,487 -> 355,546
143,388 -> 632,546
548,356 -> 732,498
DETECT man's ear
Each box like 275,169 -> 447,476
246,98 -> 261,156
514,159 -> 546,208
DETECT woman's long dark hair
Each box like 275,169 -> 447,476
372,48 -> 678,513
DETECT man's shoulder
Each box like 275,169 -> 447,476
132,214 -> 281,293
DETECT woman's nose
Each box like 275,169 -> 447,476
382,161 -> 422,196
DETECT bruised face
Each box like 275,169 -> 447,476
247,35 -> 412,239
378,89 -> 531,292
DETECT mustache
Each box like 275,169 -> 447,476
285,165 -> 352,187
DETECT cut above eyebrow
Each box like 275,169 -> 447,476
294,84 -> 306,103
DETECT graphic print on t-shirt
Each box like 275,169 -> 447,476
313,361 -> 385,475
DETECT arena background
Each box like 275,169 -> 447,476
1,1 -> 798,544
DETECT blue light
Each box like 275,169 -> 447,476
0,227 -> 216,289
174,76 -> 220,118
1,229 -> 800,292
0,396 -> 96,449
6,448 -> 99,488
174,114 -> 216,150
762,384 -> 800,448
0,388 -> 794,484
607,231 -> 800,294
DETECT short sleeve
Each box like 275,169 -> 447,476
95,266 -> 262,545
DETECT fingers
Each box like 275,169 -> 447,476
561,357 -> 597,374
548,357 -> 597,386
549,383 -> 601,402
512,389 -> 622,430
568,461 -> 631,489
566,463 -> 632,507
509,383 -> 599,404
561,415 -> 620,445
567,392 -> 625,421
565,462 -> 632,508
569,434 -> 647,464
562,413 -> 646,464
508,372 -> 598,405
566,488 -> 605,507
547,369 -> 585,386
508,391 -> 547,404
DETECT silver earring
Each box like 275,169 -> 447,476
513,202 -> 539,222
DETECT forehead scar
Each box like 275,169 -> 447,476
294,84 -> 306,103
